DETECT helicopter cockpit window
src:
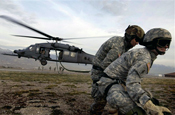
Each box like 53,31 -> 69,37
29,46 -> 34,51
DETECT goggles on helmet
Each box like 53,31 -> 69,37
157,39 -> 171,48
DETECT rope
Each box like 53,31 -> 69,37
59,62 -> 90,73
55,50 -> 60,74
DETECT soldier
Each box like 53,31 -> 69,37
91,25 -> 145,114
96,28 -> 172,115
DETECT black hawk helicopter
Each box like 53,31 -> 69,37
0,15 -> 97,72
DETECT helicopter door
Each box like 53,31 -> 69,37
39,47 -> 50,58
39,47 -> 46,54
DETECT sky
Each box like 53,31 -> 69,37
0,0 -> 174,68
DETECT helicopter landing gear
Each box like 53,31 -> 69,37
40,59 -> 47,66
18,55 -> 21,58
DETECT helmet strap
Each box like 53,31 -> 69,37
155,47 -> 165,55
154,39 -> 166,55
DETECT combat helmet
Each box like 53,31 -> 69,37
143,28 -> 172,54
125,25 -> 145,43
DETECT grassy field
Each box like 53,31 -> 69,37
0,71 -> 91,84
142,77 -> 175,113
0,71 -> 174,115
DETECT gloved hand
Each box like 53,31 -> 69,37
144,100 -> 171,115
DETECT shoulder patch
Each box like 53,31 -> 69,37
147,63 -> 151,72
131,62 -> 149,77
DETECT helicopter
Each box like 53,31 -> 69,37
0,15 -> 95,70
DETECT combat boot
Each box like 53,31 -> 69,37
90,103 -> 104,115
101,108 -> 118,115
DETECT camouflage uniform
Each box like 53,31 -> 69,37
97,47 -> 156,114
91,36 -> 130,114
92,28 -> 172,115
90,25 -> 145,114
91,36 -> 129,82
97,48 -> 156,114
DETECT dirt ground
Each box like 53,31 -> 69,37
0,70 -> 174,115
0,79 -> 94,115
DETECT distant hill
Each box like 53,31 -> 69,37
149,64 -> 175,75
0,48 -> 174,74
0,48 -> 12,53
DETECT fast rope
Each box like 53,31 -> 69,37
59,62 -> 90,73
55,50 -> 60,74
55,49 -> 90,73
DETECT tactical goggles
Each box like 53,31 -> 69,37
157,39 -> 171,48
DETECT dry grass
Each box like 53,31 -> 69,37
0,71 -> 174,114
142,77 -> 175,113
0,71 -> 91,84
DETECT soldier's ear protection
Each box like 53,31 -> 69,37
125,25 -> 134,42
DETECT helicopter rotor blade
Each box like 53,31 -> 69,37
12,35 -> 52,40
62,35 -> 113,40
61,40 -> 81,45
12,35 -> 78,44
0,15 -> 62,41
12,34 -> 112,41
0,15 -> 114,42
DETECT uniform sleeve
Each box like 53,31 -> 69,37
126,61 -> 150,106
100,48 -> 121,69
